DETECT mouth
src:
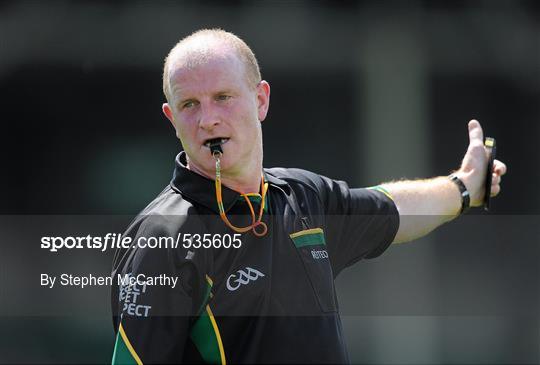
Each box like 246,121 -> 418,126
203,137 -> 230,148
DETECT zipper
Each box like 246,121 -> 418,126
300,216 -> 310,230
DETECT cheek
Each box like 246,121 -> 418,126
232,102 -> 258,128
219,104 -> 238,121
174,118 -> 198,143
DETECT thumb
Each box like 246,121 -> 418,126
468,119 -> 484,146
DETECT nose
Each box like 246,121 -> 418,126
198,104 -> 220,131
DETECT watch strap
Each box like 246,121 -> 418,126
449,174 -> 470,214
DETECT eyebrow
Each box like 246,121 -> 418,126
178,97 -> 195,105
177,89 -> 235,103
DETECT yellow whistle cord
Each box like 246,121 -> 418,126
213,152 -> 268,237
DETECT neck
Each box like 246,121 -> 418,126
188,159 -> 263,194
219,171 -> 262,194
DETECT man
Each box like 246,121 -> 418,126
111,29 -> 506,364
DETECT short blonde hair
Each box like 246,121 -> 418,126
162,28 -> 261,102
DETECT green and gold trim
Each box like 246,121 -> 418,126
190,274 -> 226,364
368,185 -> 394,201
196,274 -> 214,316
190,304 -> 226,364
289,228 -> 325,248
111,323 -> 143,365
237,192 -> 269,213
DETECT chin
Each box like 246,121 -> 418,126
218,157 -> 244,175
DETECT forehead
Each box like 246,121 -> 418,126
168,51 -> 249,99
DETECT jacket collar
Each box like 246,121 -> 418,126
170,152 -> 287,214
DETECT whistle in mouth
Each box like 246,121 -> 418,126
209,141 -> 223,156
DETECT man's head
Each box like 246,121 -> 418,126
162,29 -> 262,101
162,29 -> 270,185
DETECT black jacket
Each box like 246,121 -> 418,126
111,152 -> 399,364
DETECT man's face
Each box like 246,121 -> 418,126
163,52 -> 270,180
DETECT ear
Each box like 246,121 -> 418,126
256,81 -> 271,122
162,103 -> 175,125
163,103 -> 181,139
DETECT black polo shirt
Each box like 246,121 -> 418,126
111,152 -> 399,364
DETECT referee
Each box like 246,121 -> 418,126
111,29 -> 507,364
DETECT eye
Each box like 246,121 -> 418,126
181,100 -> 198,110
216,94 -> 231,102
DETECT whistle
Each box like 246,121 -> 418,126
483,137 -> 496,211
209,141 -> 223,156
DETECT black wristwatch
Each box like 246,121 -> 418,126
449,174 -> 470,214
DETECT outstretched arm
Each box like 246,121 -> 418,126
383,120 -> 507,244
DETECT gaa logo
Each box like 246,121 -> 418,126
311,249 -> 328,260
226,267 -> 265,291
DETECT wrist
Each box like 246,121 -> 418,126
454,169 -> 483,207
448,173 -> 471,215
453,170 -> 473,189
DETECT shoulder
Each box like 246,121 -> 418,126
139,185 -> 193,217
265,167 -> 356,205
265,167 -> 329,196
117,185 -> 192,239
113,185 -> 207,281
114,183 -> 210,267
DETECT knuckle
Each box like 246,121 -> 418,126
475,141 -> 485,148
469,142 -> 484,150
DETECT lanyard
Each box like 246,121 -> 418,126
213,151 -> 268,237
